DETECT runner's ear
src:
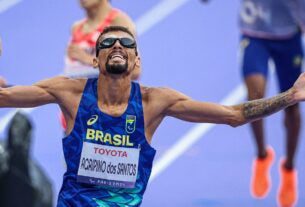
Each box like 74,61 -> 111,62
93,58 -> 99,68
135,56 -> 140,68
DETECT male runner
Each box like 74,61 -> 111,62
239,1 -> 305,206
1,26 -> 305,206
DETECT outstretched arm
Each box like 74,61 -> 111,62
162,73 -> 305,127
0,81 -> 56,108
236,72 -> 305,124
0,76 -> 77,108
231,88 -> 295,126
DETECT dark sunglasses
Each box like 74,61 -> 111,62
98,37 -> 137,49
96,37 -> 137,57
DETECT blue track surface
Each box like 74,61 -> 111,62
0,1 -> 305,206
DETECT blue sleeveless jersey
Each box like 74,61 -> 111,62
57,79 -> 156,207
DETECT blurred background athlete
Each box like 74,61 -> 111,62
239,0 -> 305,206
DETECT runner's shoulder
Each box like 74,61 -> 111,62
141,86 -> 190,105
35,76 -> 87,93
140,85 -> 181,102
56,76 -> 87,92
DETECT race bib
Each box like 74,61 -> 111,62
77,142 -> 140,188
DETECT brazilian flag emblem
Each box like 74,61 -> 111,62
126,115 -> 136,134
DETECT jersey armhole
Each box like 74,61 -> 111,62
63,79 -> 91,139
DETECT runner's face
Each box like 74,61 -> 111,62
96,31 -> 137,76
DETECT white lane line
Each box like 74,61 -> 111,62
0,0 -> 192,133
149,84 -> 247,182
0,0 -> 22,13
136,0 -> 191,36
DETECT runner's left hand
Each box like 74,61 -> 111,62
292,73 -> 305,102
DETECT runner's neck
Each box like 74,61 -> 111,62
97,75 -> 132,106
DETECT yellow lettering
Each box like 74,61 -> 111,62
113,134 -> 122,146
86,128 -> 95,140
126,135 -> 134,146
95,130 -> 104,142
86,129 -> 133,146
122,135 -> 126,145
104,133 -> 113,145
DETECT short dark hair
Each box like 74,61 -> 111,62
95,26 -> 136,57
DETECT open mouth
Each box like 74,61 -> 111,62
110,54 -> 125,61
108,51 -> 127,62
